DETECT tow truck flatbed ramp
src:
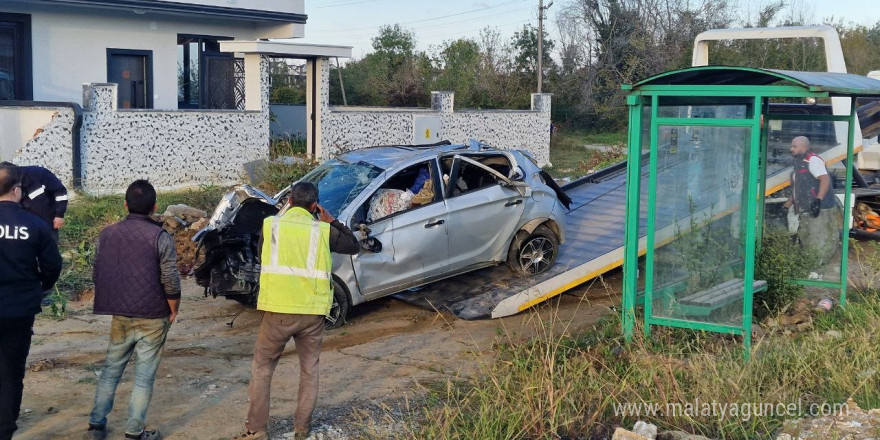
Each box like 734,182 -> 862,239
395,140 -> 851,320
394,163 -> 637,319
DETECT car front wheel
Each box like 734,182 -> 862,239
507,225 -> 558,276
326,277 -> 351,329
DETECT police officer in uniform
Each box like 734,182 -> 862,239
0,163 -> 62,440
0,162 -> 69,243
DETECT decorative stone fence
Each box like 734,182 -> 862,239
79,80 -> 268,194
318,63 -> 552,166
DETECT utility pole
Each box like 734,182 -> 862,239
537,0 -> 552,93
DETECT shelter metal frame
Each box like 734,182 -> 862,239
620,66 -> 880,357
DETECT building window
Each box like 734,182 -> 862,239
107,49 -> 153,109
0,13 -> 32,101
178,35 -> 238,109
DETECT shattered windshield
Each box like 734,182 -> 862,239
300,159 -> 384,217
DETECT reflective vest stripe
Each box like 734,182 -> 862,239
307,221 -> 320,270
270,216 -> 281,266
28,185 -> 45,199
55,194 -> 68,201
261,264 -> 330,279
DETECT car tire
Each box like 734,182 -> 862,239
326,277 -> 351,329
507,224 -> 558,276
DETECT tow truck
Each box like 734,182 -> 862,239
398,25 -> 880,319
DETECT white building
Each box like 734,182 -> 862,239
1,0 -> 305,108
0,0 -> 551,193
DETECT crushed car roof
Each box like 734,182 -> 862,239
335,142 -> 480,170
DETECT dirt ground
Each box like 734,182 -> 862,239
14,273 -> 621,440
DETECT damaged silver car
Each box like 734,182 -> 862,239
194,141 -> 568,327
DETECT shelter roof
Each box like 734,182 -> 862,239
630,66 -> 880,96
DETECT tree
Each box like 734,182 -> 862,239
511,24 -> 556,76
432,38 -> 482,107
556,0 -> 736,130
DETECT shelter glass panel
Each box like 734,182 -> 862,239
650,124 -> 751,326
763,117 -> 847,284
658,97 -> 752,119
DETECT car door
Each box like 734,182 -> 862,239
350,160 -> 449,299
442,152 -> 527,271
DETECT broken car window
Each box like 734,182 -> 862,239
299,159 -> 384,218
445,154 -> 512,197
360,161 -> 437,223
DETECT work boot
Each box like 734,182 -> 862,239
82,424 -> 106,440
233,430 -> 268,440
124,429 -> 162,440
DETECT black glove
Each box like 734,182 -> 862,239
810,198 -> 821,218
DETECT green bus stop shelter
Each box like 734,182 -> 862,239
621,66 -> 880,355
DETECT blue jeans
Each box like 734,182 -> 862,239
88,316 -> 170,436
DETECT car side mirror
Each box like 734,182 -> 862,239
356,224 -> 382,252
509,166 -> 525,181
357,223 -> 372,236
360,237 -> 383,253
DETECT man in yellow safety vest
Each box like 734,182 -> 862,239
235,182 -> 359,440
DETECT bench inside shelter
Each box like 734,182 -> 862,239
639,278 -> 767,317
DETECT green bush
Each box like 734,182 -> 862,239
256,156 -> 320,195
754,227 -> 819,318
269,136 -> 307,158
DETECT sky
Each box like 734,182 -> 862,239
290,0 -> 880,60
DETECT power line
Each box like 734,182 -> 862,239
417,19 -> 533,41
307,7 -> 532,38
396,0 -> 528,25
307,0 -> 530,33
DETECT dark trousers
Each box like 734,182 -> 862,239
0,316 -> 35,440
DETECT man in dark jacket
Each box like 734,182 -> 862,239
83,180 -> 180,440
0,163 -> 62,440
0,162 -> 68,243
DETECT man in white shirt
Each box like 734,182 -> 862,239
783,136 -> 842,264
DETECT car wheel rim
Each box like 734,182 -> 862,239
518,237 -> 554,274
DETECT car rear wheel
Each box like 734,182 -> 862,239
326,277 -> 351,329
507,225 -> 558,276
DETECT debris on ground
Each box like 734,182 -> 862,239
776,398 -> 880,439
657,431 -> 713,440
761,297 -> 837,335
157,204 -> 209,275
613,421 -> 714,440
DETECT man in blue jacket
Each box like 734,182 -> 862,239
0,163 -> 62,440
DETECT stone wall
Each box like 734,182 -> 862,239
78,57 -> 270,194
318,62 -> 552,165
5,106 -> 76,186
